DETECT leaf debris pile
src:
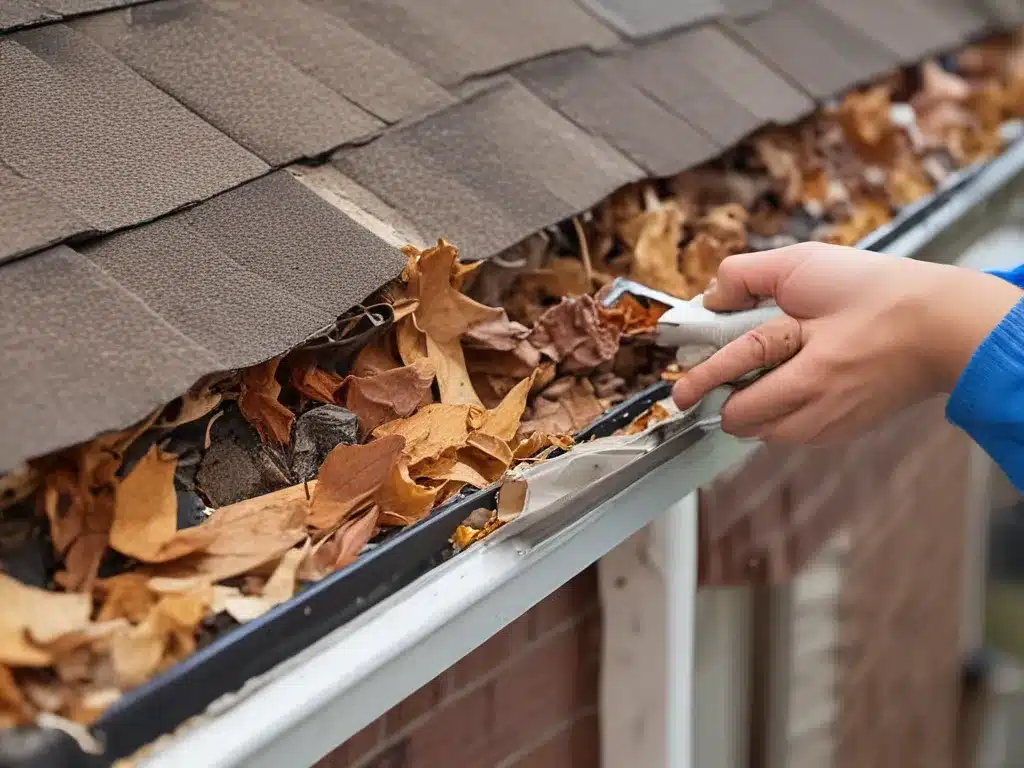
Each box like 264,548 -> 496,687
1,37 -> 1023,729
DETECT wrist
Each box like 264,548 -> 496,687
920,265 -> 1024,393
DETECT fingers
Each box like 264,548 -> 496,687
671,315 -> 803,410
702,244 -> 810,312
718,361 -> 814,435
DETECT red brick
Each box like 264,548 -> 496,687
385,675 -> 446,736
451,612 -> 532,690
488,625 -> 591,764
405,681 -> 496,768
319,716 -> 385,767
508,713 -> 600,768
529,568 -> 598,638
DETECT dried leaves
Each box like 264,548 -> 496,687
341,359 -> 436,436
238,358 -> 294,445
529,296 -> 620,373
110,446 -> 178,562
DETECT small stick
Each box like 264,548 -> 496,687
572,216 -> 593,287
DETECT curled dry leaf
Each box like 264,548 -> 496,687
155,377 -> 225,429
597,293 -> 667,336
352,341 -> 402,378
373,403 -> 485,466
529,296 -> 620,373
408,240 -> 502,343
681,233 -> 728,287
342,358 -> 436,435
512,432 -> 574,460
0,665 -> 34,727
377,457 -> 438,526
238,358 -> 295,446
308,436 -> 405,530
621,402 -> 672,435
110,445 -> 178,562
426,334 -> 482,407
289,363 -> 346,404
625,205 -> 692,300
695,204 -> 748,254
111,588 -> 211,689
837,86 -> 900,164
140,486 -> 308,583
0,574 -> 92,667
0,463 -> 41,512
755,135 -> 802,208
97,573 -> 156,623
519,378 -> 605,438
304,506 -> 380,577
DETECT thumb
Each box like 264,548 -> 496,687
702,245 -> 808,312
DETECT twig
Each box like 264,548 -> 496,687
572,216 -> 593,287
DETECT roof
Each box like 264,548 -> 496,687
0,0 -> 1019,473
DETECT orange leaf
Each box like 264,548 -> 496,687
411,240 -> 502,343
110,446 -> 179,562
426,335 -> 483,406
480,375 -> 534,442
289,363 -> 345,404
238,358 -> 295,446
373,404 -> 485,466
352,342 -> 402,378
377,457 -> 438,526
307,436 -> 406,530
342,359 -> 436,436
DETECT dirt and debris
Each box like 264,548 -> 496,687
1,38 -> 1023,729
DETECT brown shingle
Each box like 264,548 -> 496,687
0,0 -> 57,32
514,50 -> 719,177
333,79 -> 641,260
0,163 -> 92,264
573,0 -> 724,40
1,23 -> 266,234
72,2 -> 383,165
0,245 -> 216,473
203,0 -> 453,123
728,3 -> 898,99
308,0 -> 619,85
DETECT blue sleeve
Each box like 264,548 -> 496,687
947,295 -> 1024,490
987,264 -> 1024,289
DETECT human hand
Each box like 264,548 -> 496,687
671,243 -> 1023,443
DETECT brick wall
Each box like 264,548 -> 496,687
317,569 -> 601,768
702,398 -> 973,768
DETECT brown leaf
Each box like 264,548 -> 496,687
626,206 -> 692,300
681,233 -> 729,287
519,379 -> 604,438
377,457 -> 438,526
754,135 -> 803,208
480,375 -> 534,442
373,404 -> 485,466
307,507 -> 380,575
110,446 -> 178,562
259,542 -> 309,606
111,589 -> 211,689
352,342 -> 402,378
289,363 -> 345,404
621,402 -> 672,435
142,488 -> 308,582
395,315 -> 428,366
512,432 -> 574,460
695,204 -> 748,254
307,437 -> 405,530
0,666 -> 34,727
409,240 -> 502,343
597,293 -> 667,335
823,199 -> 893,247
342,359 -> 436,435
837,85 -> 900,164
528,296 -> 620,373
155,378 -> 225,429
96,574 -> 156,623
463,312 -> 531,352
238,358 -> 295,446
426,335 -> 482,406
0,574 -> 92,667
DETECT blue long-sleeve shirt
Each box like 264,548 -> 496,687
947,264 -> 1024,489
